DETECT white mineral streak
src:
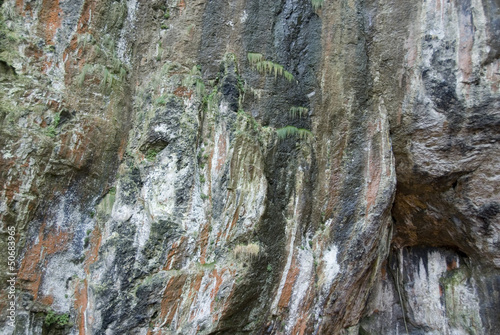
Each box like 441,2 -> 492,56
407,251 -> 482,334
133,210 -> 152,257
407,252 -> 448,331
285,248 -> 313,334
365,249 -> 483,335
321,245 -> 340,295
117,0 -> 138,64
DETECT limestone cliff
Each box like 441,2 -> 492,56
0,0 -> 499,334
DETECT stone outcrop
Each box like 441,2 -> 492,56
0,0 -> 498,334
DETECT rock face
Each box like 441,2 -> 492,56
0,0 -> 499,334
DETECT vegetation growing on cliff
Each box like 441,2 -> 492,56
311,0 -> 324,10
289,106 -> 308,118
247,52 -> 295,82
45,310 -> 70,327
276,126 -> 313,140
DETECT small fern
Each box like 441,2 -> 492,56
76,64 -> 92,86
119,66 -> 127,82
311,0 -> 324,10
289,106 -> 309,118
181,65 -> 206,97
283,70 -> 294,82
247,53 -> 295,82
77,33 -> 95,49
190,65 -> 202,76
247,52 -> 263,66
204,89 -> 218,111
276,126 -> 313,140
101,67 -> 111,92
195,79 -> 205,96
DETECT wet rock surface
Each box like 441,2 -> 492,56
0,0 -> 499,334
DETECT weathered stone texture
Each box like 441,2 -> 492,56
0,0 -> 498,334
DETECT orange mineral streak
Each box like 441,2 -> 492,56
71,226 -> 102,335
289,281 -> 314,335
37,0 -> 63,45
15,0 -> 24,12
291,313 -> 309,335
458,12 -> 473,83
2,178 -> 20,203
198,222 -> 212,264
38,294 -> 55,306
226,205 -> 240,239
117,136 -> 128,161
325,125 -> 348,218
159,274 -> 188,326
84,226 -> 102,272
209,269 -> 226,311
164,236 -> 187,270
188,272 -> 204,301
173,86 -> 193,98
187,272 -> 205,322
381,260 -> 388,280
76,0 -> 97,35
215,134 -> 227,172
63,0 -> 97,85
74,279 -> 89,335
26,44 -> 44,60
178,0 -> 186,12
0,292 -> 7,312
42,60 -> 53,74
18,223 -> 71,300
57,125 -> 96,169
446,258 -> 458,271
277,256 -> 300,308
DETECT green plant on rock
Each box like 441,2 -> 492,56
181,65 -> 206,97
76,63 -> 126,94
45,310 -> 70,327
102,34 -> 116,54
155,96 -> 167,105
46,127 -> 57,137
289,106 -> 308,118
195,79 -> 205,96
73,33 -> 128,94
311,0 -> 324,10
100,67 -> 114,93
84,236 -> 90,248
247,53 -> 294,82
146,149 -> 159,161
77,33 -> 95,49
203,88 -> 218,112
76,64 -> 92,86
199,261 -> 216,269
247,52 -> 263,65
276,126 -> 313,140
45,112 -> 60,137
